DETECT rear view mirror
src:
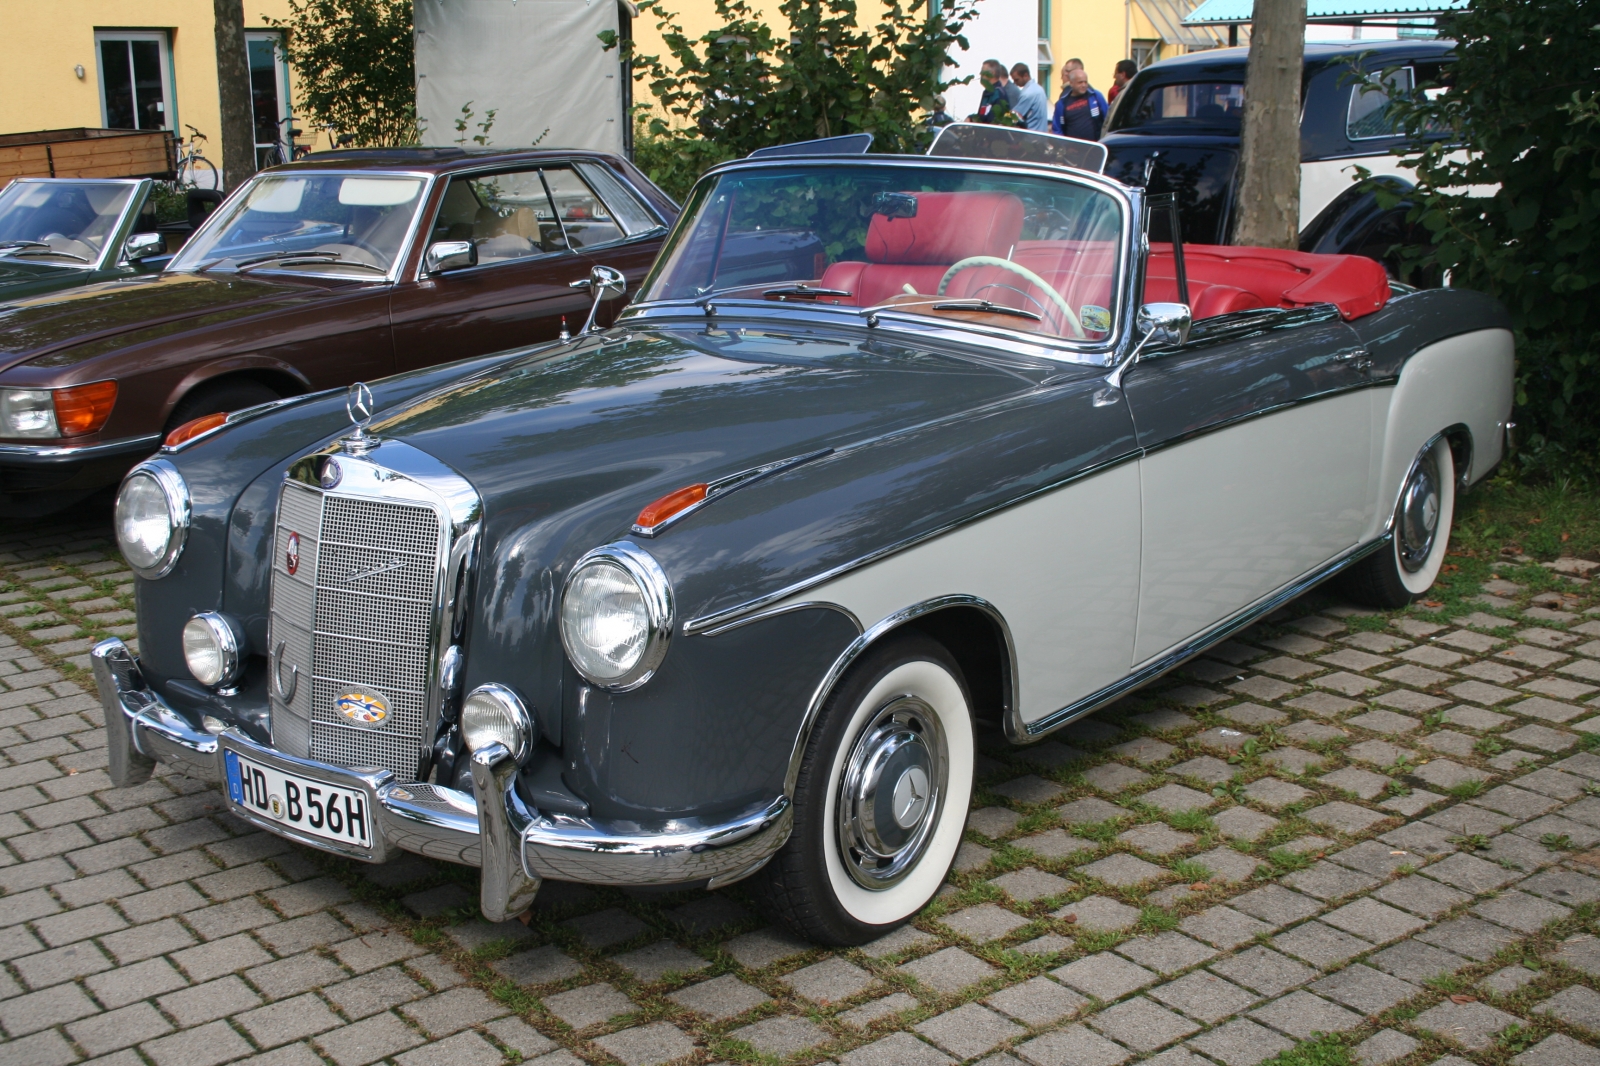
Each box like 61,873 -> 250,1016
872,192 -> 918,219
125,232 -> 164,261
1136,302 -> 1192,347
425,240 -> 477,275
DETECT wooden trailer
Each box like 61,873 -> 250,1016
0,128 -> 175,184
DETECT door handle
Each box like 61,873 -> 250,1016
568,278 -> 592,290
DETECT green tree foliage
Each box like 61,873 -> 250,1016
1384,0 -> 1600,469
271,0 -> 419,147
604,0 -> 979,199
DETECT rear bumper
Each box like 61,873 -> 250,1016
92,638 -> 791,919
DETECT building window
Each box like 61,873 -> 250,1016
1131,39 -> 1161,70
247,32 -> 292,166
96,31 -> 174,130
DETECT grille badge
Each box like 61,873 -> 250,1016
341,558 -> 405,584
285,532 -> 300,576
335,688 -> 390,728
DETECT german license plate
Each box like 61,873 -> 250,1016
224,749 -> 372,849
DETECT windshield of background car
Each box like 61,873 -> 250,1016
0,180 -> 134,266
169,173 -> 425,277
1103,144 -> 1238,245
1124,81 -> 1245,129
639,164 -> 1126,346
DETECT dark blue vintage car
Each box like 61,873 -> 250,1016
96,141 -> 1512,943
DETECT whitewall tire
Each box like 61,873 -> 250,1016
1340,436 -> 1456,609
756,632 -> 974,944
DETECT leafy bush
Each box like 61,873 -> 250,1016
271,0 -> 419,148
607,0 -> 979,200
1385,0 -> 1600,471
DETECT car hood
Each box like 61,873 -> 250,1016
0,259 -> 87,299
0,271 -> 350,374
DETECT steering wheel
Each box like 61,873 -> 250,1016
938,256 -> 1084,339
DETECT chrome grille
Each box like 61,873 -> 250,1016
267,469 -> 448,782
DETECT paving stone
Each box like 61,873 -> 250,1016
1190,846 -> 1265,883
334,929 -> 430,975
1129,709 -> 1199,732
613,941 -> 711,982
1443,705 -> 1514,731
941,903 -> 1030,945
1414,999 -> 1520,1049
1168,756 -> 1236,785
839,993 -> 920,1029
1263,748 -> 1328,775
596,1022 -> 699,1065
1228,678 -> 1299,704
786,956 -> 874,1003
1255,657 -> 1321,681
986,976 -> 1087,1026
1425,804 -> 1514,837
730,1015 -> 836,1057
666,974 -> 771,1021
956,841 -> 996,871
1119,822 -> 1197,855
1243,778 -> 1312,810
841,1031 -> 958,1066
1513,696 -> 1590,723
543,983 -> 639,1029
1353,1030 -> 1419,1066
1534,984 -> 1600,1033
1427,851 -> 1523,893
393,1030 -> 503,1066
916,1003 -> 1027,1059
1052,895 -> 1142,932
1321,897 -> 1428,943
995,776 -> 1068,805
1084,763 -> 1153,794
140,1019 -> 254,1066
322,966 -> 428,1020
1014,829 -> 1088,860
1305,963 -> 1416,1017
665,894 -> 748,935
1140,784 -> 1215,812
1179,907 -> 1271,949
1019,741 -> 1090,769
1166,685 -> 1230,708
1504,724 -> 1578,752
1017,1025 -> 1132,1066
1471,890 -> 1571,934
1522,867 -> 1600,905
235,992 -> 343,1048
1514,768 -> 1589,799
1414,759 -> 1494,790
1305,800 -> 1391,834
1330,838 -> 1426,878
1375,666 -> 1449,689
1252,989 -> 1366,1038
1460,661 -> 1530,684
1512,1034 -> 1600,1066
1229,884 -> 1323,926
1185,1018 -> 1293,1066
1088,996 -> 1200,1052
315,1011 -> 425,1066
1212,806 -> 1278,842
990,867 -> 1074,903
1051,952 -> 1159,1000
1345,740 -> 1410,766
1115,933 -> 1217,976
1287,692 -> 1364,717
1373,873 -> 1471,917
1193,728 -> 1255,753
1320,767 -> 1393,800
968,807 -> 1023,839
1416,916 -> 1519,961
898,947 -> 997,993
1379,788 -> 1447,816
1147,970 -> 1259,1024
85,956 -> 188,1010
563,907 -> 649,949
246,951 -> 347,1002
862,925 -> 938,958
1480,965 -> 1540,993
723,927 -> 813,969
1270,920 -> 1370,968
1077,852 -> 1169,887
1016,934 -> 1075,958
1284,862 -> 1381,901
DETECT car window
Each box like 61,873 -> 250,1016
0,180 -> 136,266
542,168 -> 626,250
1126,81 -> 1245,128
1347,67 -> 1413,140
575,162 -> 661,236
433,169 -> 566,266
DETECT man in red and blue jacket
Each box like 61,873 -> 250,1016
1052,68 -> 1108,140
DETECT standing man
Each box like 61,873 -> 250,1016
1010,63 -> 1051,131
1108,59 -> 1138,102
1052,67 -> 1109,140
976,60 -> 1018,123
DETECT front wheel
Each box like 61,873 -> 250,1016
179,157 -> 219,192
1338,435 -> 1456,609
756,633 -> 974,945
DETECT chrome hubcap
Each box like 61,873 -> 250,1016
838,696 -> 948,890
1398,451 -> 1442,573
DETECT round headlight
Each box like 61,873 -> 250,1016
461,684 -> 534,763
559,542 -> 673,691
115,460 -> 190,578
182,612 -> 242,688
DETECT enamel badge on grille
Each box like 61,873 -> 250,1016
335,689 -> 389,728
285,532 -> 300,575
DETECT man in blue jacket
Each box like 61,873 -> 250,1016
1052,68 -> 1108,140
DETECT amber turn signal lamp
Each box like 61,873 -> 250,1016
53,380 -> 118,437
163,411 -> 228,449
636,483 -> 707,529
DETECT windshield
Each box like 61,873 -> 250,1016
639,163 -> 1126,347
169,172 -> 426,277
1124,81 -> 1245,129
0,180 -> 135,266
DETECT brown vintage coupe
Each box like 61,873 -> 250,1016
0,147 -> 676,514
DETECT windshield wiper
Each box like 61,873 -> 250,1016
216,250 -> 342,272
9,248 -> 91,263
0,240 -> 50,253
763,283 -> 854,299
236,254 -> 387,275
929,299 -> 1042,322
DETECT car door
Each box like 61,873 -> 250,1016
389,163 -> 660,372
1123,309 -> 1375,664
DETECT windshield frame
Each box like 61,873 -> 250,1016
165,168 -> 437,283
621,155 -> 1138,367
0,177 -> 151,272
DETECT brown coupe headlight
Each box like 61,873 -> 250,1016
558,542 -> 674,691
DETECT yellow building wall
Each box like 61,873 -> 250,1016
0,0 -> 328,149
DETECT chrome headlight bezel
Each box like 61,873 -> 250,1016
182,611 -> 244,689
558,541 -> 674,692
114,459 -> 191,579
461,683 -> 535,763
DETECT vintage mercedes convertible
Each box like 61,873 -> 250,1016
96,137 -> 1512,944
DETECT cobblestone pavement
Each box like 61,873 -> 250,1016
1,511 -> 1599,1066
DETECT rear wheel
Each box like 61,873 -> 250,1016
164,378 -> 282,434
1339,436 -> 1456,609
756,633 -> 973,945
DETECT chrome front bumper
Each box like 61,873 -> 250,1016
92,639 -> 792,920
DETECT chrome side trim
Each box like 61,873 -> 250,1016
696,600 -> 863,639
632,448 -> 834,537
0,433 -> 162,463
683,452 -> 1140,636
785,593 -> 1019,795
1021,534 -> 1393,739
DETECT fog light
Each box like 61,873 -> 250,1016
182,612 -> 243,689
461,684 -> 534,763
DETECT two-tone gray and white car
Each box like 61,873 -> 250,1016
96,133 -> 1512,944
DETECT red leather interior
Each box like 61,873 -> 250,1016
944,240 -> 1120,336
819,192 -> 1025,306
1145,243 -> 1390,321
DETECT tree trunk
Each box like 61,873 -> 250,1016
213,0 -> 256,191
1231,0 -> 1305,248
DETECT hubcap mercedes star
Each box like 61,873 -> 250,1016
837,696 -> 948,889
1398,450 -> 1442,572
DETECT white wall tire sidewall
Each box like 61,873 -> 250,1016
1396,438 -> 1455,596
820,660 -> 973,927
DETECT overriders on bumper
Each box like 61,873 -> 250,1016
91,638 -> 792,919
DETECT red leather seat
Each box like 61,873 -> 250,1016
819,192 -> 1025,306
1146,243 -> 1389,321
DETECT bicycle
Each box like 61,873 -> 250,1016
259,116 -> 307,168
174,125 -> 219,191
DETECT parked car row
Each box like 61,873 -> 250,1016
0,91 -> 1510,944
